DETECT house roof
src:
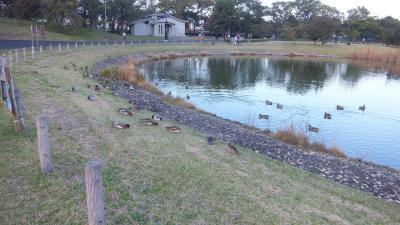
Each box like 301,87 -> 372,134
131,13 -> 187,25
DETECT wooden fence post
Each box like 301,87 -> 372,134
8,50 -> 12,62
31,46 -> 35,59
85,161 -> 105,225
23,48 -> 26,61
15,49 -> 19,63
98,41 -> 100,47
4,64 -> 24,131
35,115 -> 52,173
14,88 -> 25,130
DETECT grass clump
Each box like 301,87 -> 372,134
273,126 -> 346,158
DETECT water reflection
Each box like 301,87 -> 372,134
142,56 -> 400,169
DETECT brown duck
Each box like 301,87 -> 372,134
112,121 -> 130,129
308,125 -> 319,133
166,126 -> 181,133
140,118 -> 158,126
227,143 -> 239,155
117,108 -> 133,117
324,112 -> 332,120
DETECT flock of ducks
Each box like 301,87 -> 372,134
70,82 -> 239,155
259,100 -> 367,133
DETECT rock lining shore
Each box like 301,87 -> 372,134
91,53 -> 400,204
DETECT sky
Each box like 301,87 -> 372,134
261,0 -> 400,19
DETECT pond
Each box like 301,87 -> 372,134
141,56 -> 400,169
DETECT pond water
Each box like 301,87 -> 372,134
141,56 -> 400,169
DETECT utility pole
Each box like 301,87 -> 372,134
104,0 -> 107,32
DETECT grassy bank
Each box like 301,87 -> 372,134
1,42 -> 400,224
0,17 -> 162,41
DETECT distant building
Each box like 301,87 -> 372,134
130,13 -> 186,37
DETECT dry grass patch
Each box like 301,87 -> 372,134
273,126 -> 346,158
348,48 -> 400,75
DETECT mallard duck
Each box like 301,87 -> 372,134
308,125 -> 319,133
227,143 -> 239,155
207,136 -> 216,145
324,112 -> 332,120
186,94 -> 190,100
70,86 -> 76,92
70,62 -> 77,71
84,66 -> 89,77
117,108 -> 133,117
259,114 -> 269,120
140,118 -> 158,126
166,126 -> 181,133
151,115 -> 162,121
95,85 -> 103,92
336,105 -> 344,110
265,100 -> 273,105
277,104 -> 283,109
112,121 -> 130,129
87,95 -> 95,101
359,104 -> 366,111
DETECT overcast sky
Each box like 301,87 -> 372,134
261,0 -> 400,19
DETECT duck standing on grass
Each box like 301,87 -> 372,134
207,136 -> 216,145
166,126 -> 181,133
140,118 -> 158,126
87,95 -> 95,101
112,121 -> 130,129
151,115 -> 163,121
95,84 -> 103,92
117,108 -> 133,117
70,86 -> 76,92
227,143 -> 239,155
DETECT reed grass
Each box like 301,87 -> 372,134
273,126 -> 346,158
348,48 -> 400,75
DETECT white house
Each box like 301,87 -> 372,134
130,13 -> 187,37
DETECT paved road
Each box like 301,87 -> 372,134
0,38 -> 217,50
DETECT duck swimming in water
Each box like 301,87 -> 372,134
259,114 -> 269,120
308,125 -> 319,133
276,104 -> 283,109
265,100 -> 273,105
186,94 -> 190,100
336,105 -> 344,110
117,108 -> 133,117
324,112 -> 332,120
166,126 -> 181,133
112,121 -> 130,129
359,104 -> 366,111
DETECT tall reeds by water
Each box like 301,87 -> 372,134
348,48 -> 400,75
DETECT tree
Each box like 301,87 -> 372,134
78,0 -> 102,28
208,0 -> 236,36
347,6 -> 370,21
41,0 -> 78,25
307,15 -> 340,44
293,0 -> 322,22
108,0 -> 144,33
379,17 -> 400,46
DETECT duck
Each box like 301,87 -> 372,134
166,126 -> 181,133
227,143 -> 239,155
70,86 -> 76,92
70,62 -> 78,71
359,104 -> 366,111
112,121 -> 130,129
95,84 -> 103,92
207,136 -> 216,145
87,95 -> 95,101
186,94 -> 190,100
151,115 -> 163,121
324,112 -> 332,120
258,114 -> 269,120
336,105 -> 344,110
87,84 -> 91,89
307,125 -> 319,133
185,85 -> 189,90
167,91 -> 172,96
84,66 -> 89,77
265,100 -> 273,105
276,104 -> 283,109
140,118 -> 158,126
117,108 -> 133,117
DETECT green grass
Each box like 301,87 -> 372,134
1,42 -> 400,224
0,17 -> 162,41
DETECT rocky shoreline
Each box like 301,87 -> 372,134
91,53 -> 400,204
